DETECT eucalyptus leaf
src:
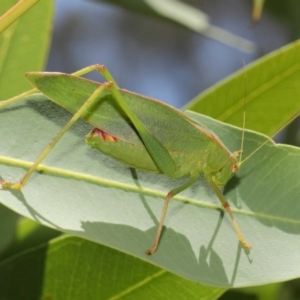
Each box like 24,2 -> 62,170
185,40 -> 300,137
1,217 -> 60,260
0,235 -> 225,299
0,205 -> 18,255
0,93 -> 299,287
0,0 -> 53,99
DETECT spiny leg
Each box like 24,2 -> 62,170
146,174 -> 198,255
208,179 -> 251,249
0,82 -> 112,190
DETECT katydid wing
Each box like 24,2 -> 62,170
24,71 -> 250,254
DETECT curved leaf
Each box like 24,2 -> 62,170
0,217 -> 60,260
0,235 -> 225,299
0,205 -> 18,255
0,0 -> 53,99
185,40 -> 300,137
0,95 -> 299,287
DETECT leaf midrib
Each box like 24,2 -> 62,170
218,61 -> 300,122
1,155 -> 300,227
0,21 -> 19,79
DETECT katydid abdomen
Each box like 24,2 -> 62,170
86,127 -> 236,183
86,128 -> 210,177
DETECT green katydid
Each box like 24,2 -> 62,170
0,64 -> 252,255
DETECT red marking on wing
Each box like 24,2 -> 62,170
91,128 -> 117,142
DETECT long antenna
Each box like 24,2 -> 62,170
240,113 -> 300,166
239,62 -> 247,165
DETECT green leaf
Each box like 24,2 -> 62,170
0,204 -> 19,255
232,282 -> 283,300
0,217 -> 60,260
0,92 -> 299,287
0,0 -> 53,99
185,40 -> 300,137
0,235 -> 225,299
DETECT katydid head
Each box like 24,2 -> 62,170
213,150 -> 241,186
